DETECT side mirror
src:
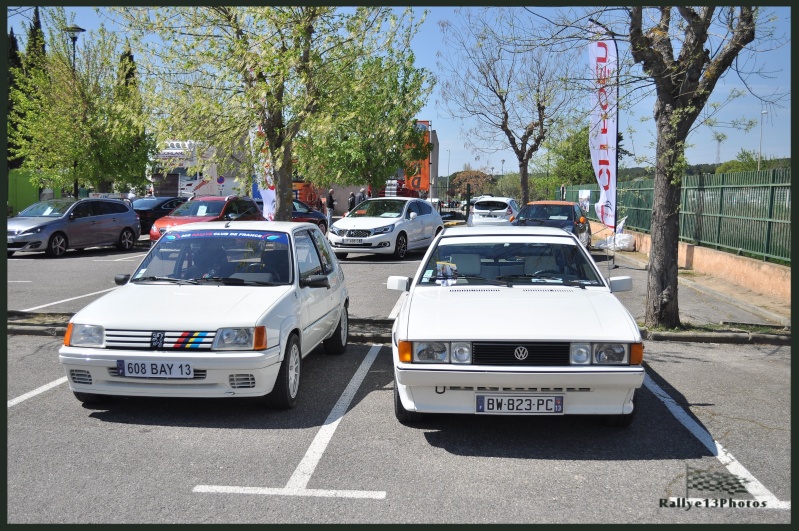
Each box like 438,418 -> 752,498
225,212 -> 238,221
387,275 -> 411,292
114,274 -> 130,286
409,211 -> 418,221
608,276 -> 632,293
300,274 -> 330,289
69,212 -> 75,220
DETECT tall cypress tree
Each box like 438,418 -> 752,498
7,28 -> 24,169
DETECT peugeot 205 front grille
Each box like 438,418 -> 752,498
104,330 -> 217,350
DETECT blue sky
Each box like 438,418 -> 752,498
8,6 -> 791,175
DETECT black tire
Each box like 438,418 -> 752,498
45,232 -> 68,257
73,391 -> 109,404
394,379 -> 423,424
7,251 -> 15,258
116,228 -> 136,251
336,253 -> 348,260
323,305 -> 348,355
266,334 -> 301,409
393,232 -> 408,259
602,394 -> 637,427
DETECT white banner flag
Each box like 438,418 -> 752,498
588,30 -> 618,229
248,125 -> 276,221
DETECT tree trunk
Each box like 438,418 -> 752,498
274,144 -> 294,222
645,106 -> 682,329
519,162 -> 529,204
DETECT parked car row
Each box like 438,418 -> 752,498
57,217 -> 642,427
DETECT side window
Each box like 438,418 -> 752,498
111,202 -> 129,214
295,230 -> 324,279
574,205 -> 583,220
72,203 -> 94,218
418,201 -> 433,215
311,229 -> 335,275
94,202 -> 114,215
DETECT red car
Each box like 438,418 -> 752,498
149,195 -> 265,244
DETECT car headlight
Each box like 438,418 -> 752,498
594,343 -> 628,364
21,226 -> 46,235
570,343 -> 591,365
213,326 -> 267,351
413,341 -> 448,362
66,323 -> 105,348
330,226 -> 345,236
372,224 -> 395,234
451,342 -> 472,364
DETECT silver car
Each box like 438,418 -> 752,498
7,198 -> 141,257
468,196 -> 520,226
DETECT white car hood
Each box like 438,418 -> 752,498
400,286 -> 639,342
333,217 -> 401,230
71,284 -> 293,329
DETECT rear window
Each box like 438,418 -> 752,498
474,200 -> 511,210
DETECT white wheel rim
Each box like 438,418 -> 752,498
288,343 -> 300,397
339,309 -> 348,345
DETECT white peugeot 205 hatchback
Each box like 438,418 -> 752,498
59,221 -> 349,409
387,225 -> 644,426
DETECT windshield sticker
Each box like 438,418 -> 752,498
164,231 -> 288,243
434,261 -> 458,286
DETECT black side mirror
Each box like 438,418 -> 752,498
114,274 -> 130,286
300,274 -> 330,289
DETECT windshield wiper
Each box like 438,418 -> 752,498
496,273 -> 586,288
193,277 -> 281,286
131,276 -> 198,285
459,275 -> 511,286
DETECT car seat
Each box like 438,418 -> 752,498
450,253 -> 482,276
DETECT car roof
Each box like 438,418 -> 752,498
442,225 -> 574,238
190,195 -> 231,201
475,196 -> 515,202
368,196 -> 414,202
526,200 -> 578,206
162,220 -> 315,233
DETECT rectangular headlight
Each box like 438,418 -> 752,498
68,324 -> 105,348
593,343 -> 629,364
413,342 -> 449,363
213,326 -> 266,351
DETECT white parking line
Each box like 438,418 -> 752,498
8,377 -> 68,408
645,375 -> 790,510
194,344 -> 387,499
8,281 -> 32,283
22,288 -> 116,312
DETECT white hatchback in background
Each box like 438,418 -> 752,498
327,197 -> 444,259
59,221 -> 349,410
387,225 -> 644,426
468,197 -> 520,226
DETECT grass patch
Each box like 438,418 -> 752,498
638,321 -> 790,335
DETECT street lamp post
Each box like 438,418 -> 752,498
501,159 -> 505,177
758,109 -> 767,171
64,25 -> 85,198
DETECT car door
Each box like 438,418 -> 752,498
415,200 -> 436,243
294,229 -> 332,350
310,228 -> 343,332
404,201 -> 425,249
65,201 -> 99,248
93,200 -> 125,245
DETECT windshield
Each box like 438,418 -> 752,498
347,199 -> 405,218
169,200 -> 224,217
132,229 -> 292,284
417,237 -> 602,287
519,204 -> 573,221
18,200 -> 75,217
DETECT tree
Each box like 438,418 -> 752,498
111,6 -> 425,221
7,28 -> 24,169
451,170 -> 493,197
294,49 -> 434,191
438,7 -> 580,204
9,7 -> 155,195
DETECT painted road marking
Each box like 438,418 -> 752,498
8,377 -> 68,408
645,375 -> 790,510
22,288 -> 116,312
194,344 -> 386,499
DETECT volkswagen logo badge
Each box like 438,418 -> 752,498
514,346 -> 529,360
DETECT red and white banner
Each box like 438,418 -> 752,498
588,30 -> 618,229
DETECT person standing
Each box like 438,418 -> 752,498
356,187 -> 366,205
347,191 -> 356,211
325,188 -> 334,228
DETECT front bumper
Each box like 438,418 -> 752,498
7,235 -> 47,253
59,346 -> 282,398
328,232 -> 396,254
395,364 -> 644,415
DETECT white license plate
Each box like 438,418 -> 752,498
343,238 -> 363,244
117,360 -> 194,378
476,394 -> 563,414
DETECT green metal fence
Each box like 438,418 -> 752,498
563,169 -> 791,264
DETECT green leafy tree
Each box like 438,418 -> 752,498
451,170 -> 493,198
295,49 -> 434,191
9,8 -> 155,195
112,6 -> 425,221
7,28 -> 24,169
